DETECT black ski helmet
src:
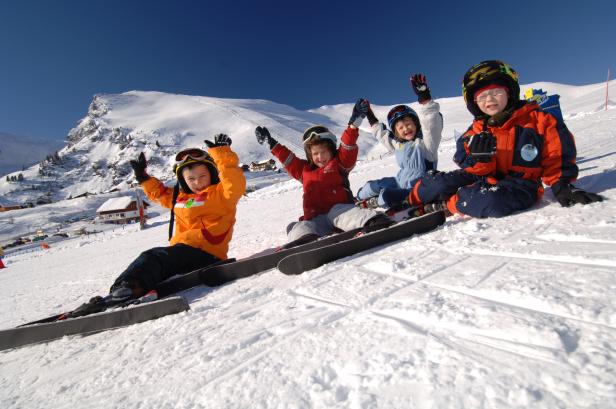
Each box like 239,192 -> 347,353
462,60 -> 520,118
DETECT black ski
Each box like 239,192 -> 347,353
278,211 -> 446,275
155,227 -> 363,297
17,290 -> 161,327
1,228 -> 365,351
0,295 -> 189,351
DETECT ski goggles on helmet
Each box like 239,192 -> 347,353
302,128 -> 337,145
387,105 -> 409,121
173,148 -> 217,179
387,105 -> 417,131
174,148 -> 209,165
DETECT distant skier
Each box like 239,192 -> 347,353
355,74 -> 443,209
255,119 -> 393,246
406,60 -> 603,218
0,246 -> 5,269
110,134 -> 246,300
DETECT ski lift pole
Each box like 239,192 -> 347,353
607,68 -> 611,111
136,191 -> 145,230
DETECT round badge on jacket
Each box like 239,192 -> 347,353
521,144 -> 539,162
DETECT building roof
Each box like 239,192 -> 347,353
96,196 -> 134,213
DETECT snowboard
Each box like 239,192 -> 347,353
278,211 -> 446,275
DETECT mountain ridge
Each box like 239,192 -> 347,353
1,80 -> 613,207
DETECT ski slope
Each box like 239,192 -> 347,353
1,84 -> 615,408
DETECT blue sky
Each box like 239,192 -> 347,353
1,0 -> 614,140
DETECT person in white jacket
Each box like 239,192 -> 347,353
356,74 -> 443,209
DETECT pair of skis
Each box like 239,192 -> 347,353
0,211 -> 445,351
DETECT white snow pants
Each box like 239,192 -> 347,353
287,203 -> 378,242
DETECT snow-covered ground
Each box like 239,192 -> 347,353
1,83 -> 615,408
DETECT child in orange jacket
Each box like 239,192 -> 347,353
110,133 -> 246,300
408,60 -> 603,218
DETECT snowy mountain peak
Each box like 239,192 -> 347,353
1,91 -> 384,206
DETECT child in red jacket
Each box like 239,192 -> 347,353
407,60 -> 603,218
255,115 -> 392,245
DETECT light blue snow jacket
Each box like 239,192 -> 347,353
371,100 -> 443,189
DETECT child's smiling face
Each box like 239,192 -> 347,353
475,86 -> 509,116
310,142 -> 334,168
394,117 -> 418,141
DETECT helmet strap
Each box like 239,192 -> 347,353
486,110 -> 512,127
485,100 -> 526,127
168,183 -> 180,241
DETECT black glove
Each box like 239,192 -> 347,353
468,132 -> 496,163
410,73 -> 432,103
348,98 -> 369,127
551,181 -> 604,207
205,133 -> 232,148
366,105 -> 378,126
129,152 -> 149,183
255,126 -> 278,150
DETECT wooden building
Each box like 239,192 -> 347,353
96,196 -> 148,225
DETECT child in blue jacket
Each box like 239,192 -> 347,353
356,74 -> 443,209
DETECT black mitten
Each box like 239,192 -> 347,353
205,133 -> 232,148
255,126 -> 278,150
410,73 -> 432,103
366,106 -> 378,126
468,132 -> 496,163
551,181 -> 604,207
129,152 -> 150,183
348,98 -> 369,127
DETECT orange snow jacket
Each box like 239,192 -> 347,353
455,102 -> 578,190
141,146 -> 246,260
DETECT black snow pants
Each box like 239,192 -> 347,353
111,244 -> 220,292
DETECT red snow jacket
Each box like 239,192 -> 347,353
271,127 -> 359,220
454,102 -> 578,190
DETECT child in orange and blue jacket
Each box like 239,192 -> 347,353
110,133 -> 246,300
254,117 -> 392,246
407,60 -> 603,218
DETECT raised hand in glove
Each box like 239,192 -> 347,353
410,73 -> 432,103
468,132 -> 496,163
205,133 -> 232,148
551,181 -> 604,207
348,98 -> 370,127
365,104 -> 378,126
130,152 -> 150,183
255,126 -> 278,150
